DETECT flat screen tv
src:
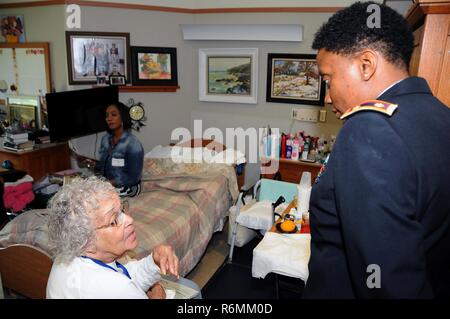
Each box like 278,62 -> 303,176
46,86 -> 119,142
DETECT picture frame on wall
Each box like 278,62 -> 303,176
199,48 -> 258,104
0,15 -> 26,43
266,53 -> 325,106
65,31 -> 130,85
109,75 -> 126,86
130,46 -> 178,86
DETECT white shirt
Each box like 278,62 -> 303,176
46,254 -> 161,299
377,78 -> 406,98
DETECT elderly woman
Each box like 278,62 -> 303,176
46,176 -> 200,299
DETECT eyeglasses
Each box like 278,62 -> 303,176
95,200 -> 129,230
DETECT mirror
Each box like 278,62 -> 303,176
0,42 -> 52,105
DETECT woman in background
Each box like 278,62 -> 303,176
84,102 -> 143,197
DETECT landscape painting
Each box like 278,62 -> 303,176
199,48 -> 258,104
266,53 -> 325,106
207,56 -> 251,95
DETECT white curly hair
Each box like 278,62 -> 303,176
47,176 -> 117,263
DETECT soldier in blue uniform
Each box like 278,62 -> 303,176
304,1 -> 450,298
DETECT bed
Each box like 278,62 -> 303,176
0,139 -> 242,297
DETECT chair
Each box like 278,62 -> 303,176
228,178 -> 298,262
0,244 -> 52,299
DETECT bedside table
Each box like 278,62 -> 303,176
260,157 -> 322,183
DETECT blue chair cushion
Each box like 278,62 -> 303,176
258,179 -> 298,203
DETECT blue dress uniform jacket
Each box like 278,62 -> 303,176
303,77 -> 450,298
96,130 -> 144,188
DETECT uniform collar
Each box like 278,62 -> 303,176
378,76 -> 432,101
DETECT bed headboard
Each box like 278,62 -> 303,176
170,138 -> 227,152
0,244 -> 52,299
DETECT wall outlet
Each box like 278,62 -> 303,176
319,109 -> 327,122
292,108 -> 318,122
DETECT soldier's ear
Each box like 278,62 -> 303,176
357,49 -> 377,81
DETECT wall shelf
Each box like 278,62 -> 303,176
118,85 -> 180,92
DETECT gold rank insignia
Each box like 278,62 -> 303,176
340,100 -> 398,120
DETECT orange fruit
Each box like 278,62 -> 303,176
280,220 -> 296,232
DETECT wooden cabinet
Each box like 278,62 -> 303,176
406,0 -> 450,106
261,157 -> 322,183
0,142 -> 70,181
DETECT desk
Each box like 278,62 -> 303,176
0,142 -> 70,181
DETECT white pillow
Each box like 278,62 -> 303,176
145,145 -> 246,165
145,146 -> 205,163
144,145 -> 172,158
235,200 -> 275,231
209,149 -> 246,165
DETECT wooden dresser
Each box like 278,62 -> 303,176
261,157 -> 322,183
0,142 -> 71,181
407,0 -> 450,106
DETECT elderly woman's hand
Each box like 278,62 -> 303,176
152,244 -> 179,278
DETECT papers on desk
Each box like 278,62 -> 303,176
252,232 -> 311,281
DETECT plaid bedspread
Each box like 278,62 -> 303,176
0,162 -> 238,278
124,165 -> 238,276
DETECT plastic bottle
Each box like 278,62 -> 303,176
260,127 -> 267,158
270,133 -> 279,159
285,134 -> 292,159
266,126 -> 272,157
292,136 -> 300,160
301,138 -> 309,160
280,133 -> 287,158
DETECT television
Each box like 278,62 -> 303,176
46,86 -> 119,142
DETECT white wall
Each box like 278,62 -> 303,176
1,3 -> 345,160
189,11 -> 343,148
68,7 -> 196,156
0,5 -> 68,92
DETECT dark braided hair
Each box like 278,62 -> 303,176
312,1 -> 414,69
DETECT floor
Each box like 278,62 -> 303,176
186,221 -> 304,299
185,223 -> 230,289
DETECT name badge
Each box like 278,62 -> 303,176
112,158 -> 125,167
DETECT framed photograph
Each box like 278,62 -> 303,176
109,75 -> 126,86
199,48 -> 258,104
0,15 -> 25,43
266,53 -> 325,106
130,46 -> 178,86
65,31 -> 130,85
96,75 -> 109,86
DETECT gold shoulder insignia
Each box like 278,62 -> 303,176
340,100 -> 398,120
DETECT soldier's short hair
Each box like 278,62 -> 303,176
312,1 -> 414,69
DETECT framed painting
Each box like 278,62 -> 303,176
130,46 -> 178,86
0,15 -> 25,43
199,48 -> 258,104
266,53 -> 325,106
65,31 -> 130,85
